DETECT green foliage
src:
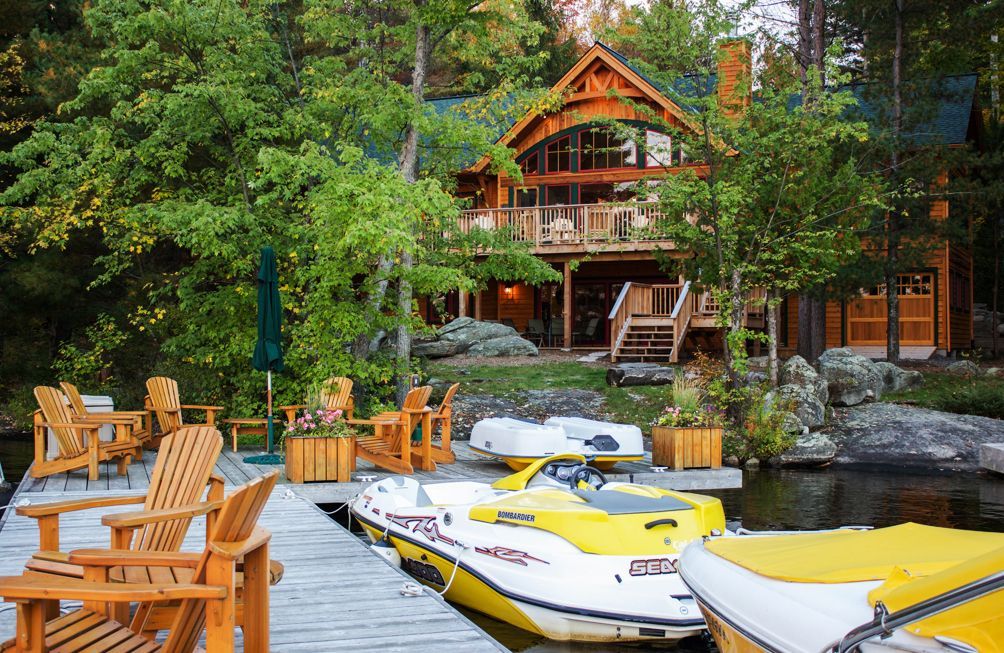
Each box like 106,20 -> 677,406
883,370 -> 1004,420
670,374 -> 702,413
51,313 -> 127,389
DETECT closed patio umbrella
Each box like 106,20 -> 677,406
245,246 -> 285,465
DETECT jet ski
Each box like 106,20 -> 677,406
469,416 -> 644,470
678,523 -> 1004,652
351,453 -> 726,642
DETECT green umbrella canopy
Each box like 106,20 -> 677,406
252,247 -> 284,373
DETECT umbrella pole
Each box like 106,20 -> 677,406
266,370 -> 274,454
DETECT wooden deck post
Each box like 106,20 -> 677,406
458,291 -> 467,317
563,262 -> 573,350
474,290 -> 483,321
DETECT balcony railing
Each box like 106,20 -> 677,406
457,202 -> 675,249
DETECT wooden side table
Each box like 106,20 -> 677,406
223,418 -> 270,452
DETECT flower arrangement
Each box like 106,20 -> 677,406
656,374 -> 724,428
285,408 -> 355,438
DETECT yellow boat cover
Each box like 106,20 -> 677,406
867,545 -> 1004,652
705,523 -> 1004,583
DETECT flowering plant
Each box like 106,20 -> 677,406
656,403 -> 724,428
285,408 -> 355,438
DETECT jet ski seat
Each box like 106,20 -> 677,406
570,490 -> 694,515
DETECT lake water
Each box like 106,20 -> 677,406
3,434 -> 1003,652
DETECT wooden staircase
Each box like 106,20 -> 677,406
615,318 -> 677,362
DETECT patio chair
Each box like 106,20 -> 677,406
526,319 -> 546,345
60,381 -> 153,449
31,386 -> 142,481
0,471 -> 278,653
280,376 -> 355,422
145,377 -> 223,447
574,317 -> 601,344
428,383 -> 459,464
348,386 -> 436,474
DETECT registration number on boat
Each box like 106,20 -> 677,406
402,558 -> 446,586
628,558 -> 678,576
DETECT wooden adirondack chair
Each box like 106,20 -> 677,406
60,381 -> 153,449
0,471 -> 278,653
428,383 -> 459,464
31,386 -> 142,482
145,377 -> 223,446
348,385 -> 435,475
279,376 -> 355,422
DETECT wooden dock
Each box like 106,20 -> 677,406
0,458 -> 506,652
17,441 -> 740,502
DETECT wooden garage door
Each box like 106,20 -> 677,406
846,273 -> 935,346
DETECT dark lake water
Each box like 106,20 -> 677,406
3,433 -> 1003,652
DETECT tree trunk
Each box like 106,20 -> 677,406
812,0 -> 826,87
798,0 -> 812,89
886,0 -> 904,363
394,21 -> 431,405
993,215 -> 1000,357
767,290 -> 779,387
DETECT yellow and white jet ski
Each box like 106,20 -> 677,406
351,453 -> 726,642
679,523 -> 1004,653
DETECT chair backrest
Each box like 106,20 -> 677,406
322,376 -> 353,410
160,471 -> 278,653
59,382 -> 89,417
135,426 -> 223,552
34,386 -> 84,458
527,319 -> 544,334
439,383 -> 460,412
403,385 -> 432,412
147,376 -> 183,434
585,317 -> 600,336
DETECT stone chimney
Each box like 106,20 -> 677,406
717,39 -> 752,118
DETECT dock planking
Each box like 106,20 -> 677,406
1,464 -> 505,651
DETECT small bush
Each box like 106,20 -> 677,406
933,385 -> 1004,420
670,374 -> 703,412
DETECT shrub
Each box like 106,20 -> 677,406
670,374 -> 703,412
933,385 -> 1004,420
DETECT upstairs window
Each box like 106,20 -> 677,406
645,130 -> 674,168
545,137 -> 571,173
580,128 -> 636,170
520,152 -> 539,176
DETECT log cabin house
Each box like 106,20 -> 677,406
420,42 -> 978,362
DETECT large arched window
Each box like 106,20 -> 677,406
579,128 -> 636,170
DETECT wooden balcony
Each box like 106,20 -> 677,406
457,202 -> 678,255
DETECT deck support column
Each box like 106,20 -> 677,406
563,262 -> 573,350
474,290 -> 483,321
458,291 -> 467,318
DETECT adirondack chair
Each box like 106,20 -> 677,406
348,385 -> 436,474
145,377 -> 223,446
0,471 -> 278,653
31,386 -> 142,482
428,383 -> 459,464
279,376 -> 355,422
60,381 -> 153,449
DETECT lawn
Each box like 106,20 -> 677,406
882,370 -> 1004,420
425,360 -> 672,432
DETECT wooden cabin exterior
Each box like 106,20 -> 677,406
421,43 -> 977,362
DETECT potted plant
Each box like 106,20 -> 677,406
283,403 -> 356,483
651,376 -> 724,470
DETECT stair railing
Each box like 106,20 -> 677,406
669,281 -> 693,362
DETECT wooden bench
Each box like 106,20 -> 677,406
223,418 -> 270,452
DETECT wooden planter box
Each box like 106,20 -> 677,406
652,426 -> 722,470
285,436 -> 355,483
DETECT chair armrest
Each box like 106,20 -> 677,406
207,474 -> 225,502
402,407 -> 433,414
72,415 -> 140,425
17,494 -> 146,518
208,527 -> 271,561
68,549 -> 202,569
37,422 -> 99,430
0,575 -> 226,602
101,499 -> 223,529
347,418 -> 404,426
181,405 -> 225,411
278,404 -> 306,411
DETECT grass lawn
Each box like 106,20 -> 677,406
882,369 -> 1004,420
425,360 -> 672,432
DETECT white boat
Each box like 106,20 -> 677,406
678,523 -> 1004,653
468,416 -> 644,470
351,453 -> 725,642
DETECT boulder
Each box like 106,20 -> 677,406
946,360 -> 980,377
412,339 -> 462,359
438,318 -> 519,351
986,367 -> 1004,379
746,356 -> 768,372
874,361 -> 924,393
606,363 -> 677,387
771,431 -> 837,467
465,335 -> 539,357
780,355 -> 828,405
816,347 -> 884,406
769,384 -> 826,430
781,411 -> 806,435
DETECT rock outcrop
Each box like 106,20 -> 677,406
771,431 -> 837,467
816,348 -> 884,406
946,360 -> 980,377
874,361 -> 925,393
606,363 -> 677,387
413,318 -> 538,359
769,384 -> 826,430
779,355 -> 828,405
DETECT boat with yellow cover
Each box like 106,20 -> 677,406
350,453 -> 726,642
678,523 -> 1004,652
